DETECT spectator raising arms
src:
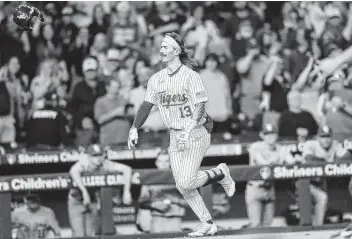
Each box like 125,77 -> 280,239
180,5 -> 222,65
236,38 -> 271,120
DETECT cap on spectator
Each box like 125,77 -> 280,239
318,125 -> 332,137
107,48 -> 120,61
261,124 -> 278,135
82,58 -> 98,72
62,6 -> 73,16
86,144 -> 104,156
24,192 -> 40,202
116,1 -> 130,12
325,6 -> 341,19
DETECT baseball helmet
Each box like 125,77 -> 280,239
13,5 -> 44,31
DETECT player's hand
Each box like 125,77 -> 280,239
177,131 -> 190,151
122,191 -> 132,205
152,201 -> 171,213
128,127 -> 138,150
82,190 -> 91,209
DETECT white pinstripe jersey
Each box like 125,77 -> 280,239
145,65 -> 208,129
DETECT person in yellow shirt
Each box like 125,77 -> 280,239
68,144 -> 133,236
11,193 -> 61,239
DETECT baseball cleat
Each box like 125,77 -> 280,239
188,222 -> 217,237
331,224 -> 352,239
217,163 -> 236,197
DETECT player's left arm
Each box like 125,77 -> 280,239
46,209 -> 61,237
108,161 -> 133,197
184,72 -> 208,134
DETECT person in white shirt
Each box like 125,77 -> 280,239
129,66 -> 166,132
200,54 -> 232,133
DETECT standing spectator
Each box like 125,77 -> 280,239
261,55 -> 290,114
147,34 -> 165,71
319,72 -> 352,141
12,193 -> 61,239
286,28 -> 312,81
278,90 -> 318,138
69,27 -> 92,78
0,64 -> 24,148
30,59 -> 69,111
147,1 -> 186,37
57,6 -> 79,65
132,58 -> 150,86
35,23 -> 62,63
94,79 -> 130,146
108,2 -> 145,48
117,67 -> 134,99
291,57 -> 322,121
180,5 -> 222,64
222,2 -> 262,61
102,48 -> 120,81
25,92 -> 71,148
68,144 -> 132,236
89,33 -> 108,74
5,56 -> 31,121
88,3 -> 110,42
69,57 -> 106,147
138,151 -> 187,233
200,54 -> 232,133
246,124 -> 296,228
129,67 -> 166,143
301,126 -> 349,225
236,38 -> 271,119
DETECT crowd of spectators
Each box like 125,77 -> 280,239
1,1 -> 352,149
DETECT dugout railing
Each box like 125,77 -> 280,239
1,162 -> 352,238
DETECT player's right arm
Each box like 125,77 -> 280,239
132,76 -> 157,129
69,161 -> 90,203
128,76 -> 157,149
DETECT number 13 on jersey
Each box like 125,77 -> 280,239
179,105 -> 192,118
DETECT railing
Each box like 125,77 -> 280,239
1,162 -> 352,238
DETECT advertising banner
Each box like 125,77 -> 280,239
1,162 -> 352,193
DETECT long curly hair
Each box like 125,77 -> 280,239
165,32 -> 198,69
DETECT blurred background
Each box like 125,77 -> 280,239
2,1 -> 352,238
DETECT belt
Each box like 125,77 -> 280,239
169,125 -> 203,131
169,128 -> 182,131
248,182 -> 273,189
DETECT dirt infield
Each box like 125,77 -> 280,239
56,224 -> 347,239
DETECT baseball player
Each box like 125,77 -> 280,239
68,144 -> 133,236
128,32 -> 236,237
246,124 -> 297,228
301,125 -> 348,226
11,193 -> 61,239
138,150 -> 187,233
